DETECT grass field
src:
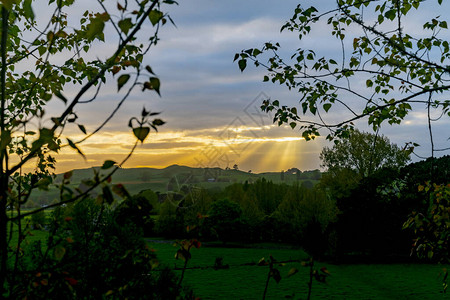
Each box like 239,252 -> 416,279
147,240 -> 448,300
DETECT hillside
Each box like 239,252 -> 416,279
27,165 -> 321,207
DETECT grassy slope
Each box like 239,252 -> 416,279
28,165 -> 319,206
148,240 -> 447,300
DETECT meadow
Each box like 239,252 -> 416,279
147,240 -> 448,300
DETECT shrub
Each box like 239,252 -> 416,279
9,198 -> 190,299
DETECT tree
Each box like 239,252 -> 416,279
204,198 -> 244,244
273,183 -> 337,257
0,0 -> 176,295
235,0 -> 450,154
320,129 -> 410,177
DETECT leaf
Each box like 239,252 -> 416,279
258,257 -> 267,266
238,59 -> 247,72
54,90 -> 67,104
23,0 -> 34,20
133,127 -> 150,142
118,18 -> 133,35
287,268 -> 299,277
36,177 -> 51,190
271,269 -> 282,283
63,171 -> 73,180
289,122 -> 296,129
152,118 -> 165,126
86,17 -> 106,41
112,183 -> 130,198
149,77 -> 161,96
54,245 -> 66,261
145,65 -> 155,74
101,160 -> 116,169
117,74 -> 130,91
67,138 -> 86,159
323,103 -> 332,112
175,249 -> 191,261
78,124 -> 87,134
149,9 -> 163,26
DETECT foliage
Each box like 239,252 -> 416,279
114,194 -> 155,236
203,198 -> 244,243
174,239 -> 201,288
329,156 -> 449,261
319,168 -> 361,200
236,0 -> 450,145
320,129 -> 410,177
155,197 -> 184,238
404,182 -> 450,263
9,198 -> 189,299
273,184 -> 338,256
135,189 -> 160,214
333,167 -> 416,260
30,210 -> 47,230
0,0 -> 177,295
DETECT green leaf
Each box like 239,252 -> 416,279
36,177 -> 51,190
149,77 -> 161,96
252,48 -> 262,56
23,0 -> 34,20
54,90 -> 67,104
238,59 -> 247,72
78,124 -> 87,134
152,118 -> 165,126
289,122 -> 296,129
117,74 -> 130,91
118,18 -> 133,34
323,103 -> 332,112
384,9 -> 396,21
145,65 -> 155,74
101,160 -> 116,169
86,17 -> 106,41
133,127 -> 150,142
149,10 -> 163,26
271,268 -> 282,283
67,138 -> 86,159
54,245 -> 66,261
287,268 -> 299,277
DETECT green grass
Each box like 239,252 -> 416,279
147,240 -> 448,300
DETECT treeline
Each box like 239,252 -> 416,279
128,155 -> 449,262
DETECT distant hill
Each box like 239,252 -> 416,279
27,165 -> 321,207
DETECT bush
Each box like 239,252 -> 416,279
9,198 -> 191,299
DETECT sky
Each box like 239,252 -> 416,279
20,0 -> 450,174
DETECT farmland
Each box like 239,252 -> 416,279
148,240 -> 448,300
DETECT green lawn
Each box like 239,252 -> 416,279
147,240 -> 448,300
